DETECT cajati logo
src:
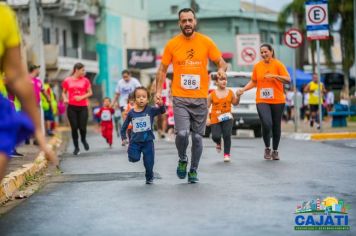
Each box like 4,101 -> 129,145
294,197 -> 351,231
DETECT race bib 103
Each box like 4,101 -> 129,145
260,88 -> 274,99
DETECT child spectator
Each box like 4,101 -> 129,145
121,93 -> 135,142
166,99 -> 175,142
113,104 -> 122,138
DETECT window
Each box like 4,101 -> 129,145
55,28 -> 60,44
269,32 -> 277,44
43,27 -> 51,44
279,32 -> 284,45
235,27 -> 239,35
72,32 -> 79,48
260,30 -> 268,43
62,30 -> 67,56
171,5 -> 178,14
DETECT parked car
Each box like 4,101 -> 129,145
205,71 -> 262,138
322,72 -> 355,90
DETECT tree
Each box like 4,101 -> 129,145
278,0 -> 355,96
277,0 -> 307,70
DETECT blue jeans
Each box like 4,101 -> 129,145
128,141 -> 154,180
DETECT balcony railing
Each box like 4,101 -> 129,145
59,46 -> 97,60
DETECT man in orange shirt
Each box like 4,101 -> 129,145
155,8 -> 227,183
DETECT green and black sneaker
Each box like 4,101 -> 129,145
188,170 -> 199,183
176,160 -> 188,179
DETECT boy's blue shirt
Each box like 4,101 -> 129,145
120,105 -> 166,142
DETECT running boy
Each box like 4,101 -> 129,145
207,76 -> 240,162
120,87 -> 166,184
96,97 -> 115,147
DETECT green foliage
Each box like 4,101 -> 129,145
278,0 -> 355,73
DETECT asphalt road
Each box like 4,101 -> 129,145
0,131 -> 355,236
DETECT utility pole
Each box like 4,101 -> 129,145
253,0 -> 257,33
354,0 -> 356,80
29,0 -> 46,80
29,0 -> 45,133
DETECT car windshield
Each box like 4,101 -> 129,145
211,74 -> 251,87
226,75 -> 250,87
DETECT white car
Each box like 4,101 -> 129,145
205,71 -> 262,138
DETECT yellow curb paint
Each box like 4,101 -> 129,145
311,132 -> 356,140
0,135 -> 62,204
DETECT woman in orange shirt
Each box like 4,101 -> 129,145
207,77 -> 240,162
237,43 -> 290,160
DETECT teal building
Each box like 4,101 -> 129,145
148,0 -> 293,71
96,0 -> 149,97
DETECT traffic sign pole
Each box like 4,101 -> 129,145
317,40 -> 322,132
305,0 -> 329,132
284,28 -> 303,132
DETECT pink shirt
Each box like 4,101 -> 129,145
31,77 -> 42,105
62,76 -> 91,106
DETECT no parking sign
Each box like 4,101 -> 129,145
284,28 -> 303,48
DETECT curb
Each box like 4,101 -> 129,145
310,132 -> 356,141
0,135 -> 62,205
282,132 -> 356,141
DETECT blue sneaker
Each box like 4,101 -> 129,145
176,161 -> 187,179
146,179 -> 154,184
188,170 -> 199,183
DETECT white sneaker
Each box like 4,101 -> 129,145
223,154 -> 231,162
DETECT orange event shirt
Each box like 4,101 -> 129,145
252,58 -> 289,104
210,89 -> 233,124
161,33 -> 221,98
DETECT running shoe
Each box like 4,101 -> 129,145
272,150 -> 280,160
11,150 -> 24,157
73,148 -> 80,155
46,130 -> 55,137
188,170 -> 199,183
82,140 -> 90,151
176,160 -> 187,179
264,148 -> 271,160
146,178 -> 154,185
223,154 -> 231,162
216,144 -> 222,153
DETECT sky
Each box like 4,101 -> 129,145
244,0 -> 293,12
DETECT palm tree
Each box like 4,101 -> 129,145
277,0 -> 307,70
278,0 -> 355,96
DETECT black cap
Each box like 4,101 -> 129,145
28,64 -> 40,72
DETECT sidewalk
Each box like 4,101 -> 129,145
0,128 -> 67,204
282,119 -> 356,140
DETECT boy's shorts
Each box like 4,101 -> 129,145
0,95 -> 34,158
44,109 -> 54,121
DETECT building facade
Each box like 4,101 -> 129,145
7,0 -> 100,99
148,0 -> 293,72
96,0 -> 150,98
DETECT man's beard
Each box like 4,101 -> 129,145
180,25 -> 195,37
